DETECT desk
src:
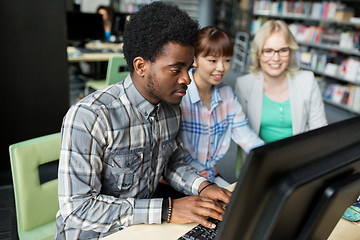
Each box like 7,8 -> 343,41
67,44 -> 124,104
68,52 -> 123,63
67,42 -> 123,63
101,183 -> 360,240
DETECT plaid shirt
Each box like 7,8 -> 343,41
180,69 -> 264,181
55,75 -> 206,239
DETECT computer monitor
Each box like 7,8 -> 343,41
111,12 -> 132,42
66,12 -> 105,47
216,116 -> 360,240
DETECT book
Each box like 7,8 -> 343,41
311,2 -> 322,19
352,86 -> 360,111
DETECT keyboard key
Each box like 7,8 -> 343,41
178,218 -> 221,240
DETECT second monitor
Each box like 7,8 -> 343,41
66,12 -> 105,47
111,12 -> 132,43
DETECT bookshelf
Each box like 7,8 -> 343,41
215,0 -> 239,38
250,0 -> 360,115
113,0 -> 200,21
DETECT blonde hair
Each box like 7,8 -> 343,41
250,20 -> 299,77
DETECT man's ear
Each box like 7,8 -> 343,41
133,56 -> 147,77
193,56 -> 198,68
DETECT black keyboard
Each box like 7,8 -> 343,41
178,218 -> 221,240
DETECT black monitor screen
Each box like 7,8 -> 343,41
66,12 -> 105,45
216,116 -> 360,240
111,12 -> 132,41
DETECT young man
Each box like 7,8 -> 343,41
55,2 -> 231,239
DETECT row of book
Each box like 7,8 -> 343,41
297,49 -> 360,83
253,0 -> 350,20
324,84 -> 360,112
288,23 -> 359,49
296,50 -> 327,72
253,0 -> 313,16
251,18 -> 360,50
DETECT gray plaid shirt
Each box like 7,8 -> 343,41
55,75 -> 206,239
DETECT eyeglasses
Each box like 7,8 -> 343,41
261,47 -> 290,58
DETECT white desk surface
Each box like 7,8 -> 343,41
67,42 -> 123,63
67,52 -> 123,62
101,183 -> 360,240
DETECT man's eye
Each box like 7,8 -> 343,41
171,69 -> 180,74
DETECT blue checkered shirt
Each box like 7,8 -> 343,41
180,69 -> 264,181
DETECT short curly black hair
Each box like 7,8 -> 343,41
123,1 -> 199,73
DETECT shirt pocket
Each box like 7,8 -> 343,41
108,151 -> 143,191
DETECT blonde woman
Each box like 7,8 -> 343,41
235,20 -> 327,143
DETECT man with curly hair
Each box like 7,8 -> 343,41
55,2 -> 231,239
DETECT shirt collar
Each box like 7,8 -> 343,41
188,68 -> 202,104
123,75 -> 159,119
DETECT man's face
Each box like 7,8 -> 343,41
141,42 -> 194,105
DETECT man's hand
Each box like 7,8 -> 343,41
198,182 -> 232,204
169,183 -> 232,229
170,195 -> 225,228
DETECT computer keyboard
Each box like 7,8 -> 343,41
178,218 -> 221,240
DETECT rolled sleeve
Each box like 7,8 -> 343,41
192,177 -> 207,195
133,198 -> 163,224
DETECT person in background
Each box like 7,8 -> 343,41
55,2 -> 231,239
97,5 -> 113,41
235,20 -> 327,144
180,26 -> 264,185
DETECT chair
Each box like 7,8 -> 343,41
85,55 -> 129,95
9,133 -> 61,240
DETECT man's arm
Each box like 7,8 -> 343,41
162,135 -> 207,195
162,134 -> 231,229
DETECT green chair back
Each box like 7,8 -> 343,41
9,133 -> 61,240
105,55 -> 129,85
85,55 -> 129,94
